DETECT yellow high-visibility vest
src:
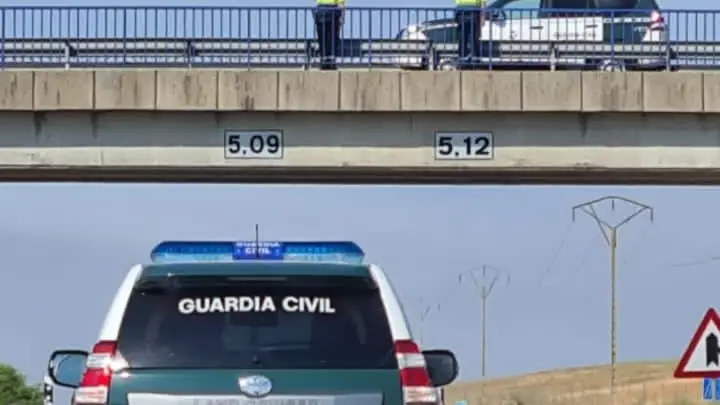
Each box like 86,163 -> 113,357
455,0 -> 486,6
317,0 -> 343,6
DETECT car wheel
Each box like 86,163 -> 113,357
438,59 -> 457,71
598,59 -> 626,72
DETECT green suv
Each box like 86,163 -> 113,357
46,241 -> 459,405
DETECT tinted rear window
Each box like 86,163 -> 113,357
116,276 -> 397,370
593,0 -> 658,9
424,26 -> 457,43
542,0 -> 657,16
634,0 -> 659,9
543,0 -> 658,9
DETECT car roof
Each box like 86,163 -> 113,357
420,18 -> 455,29
417,0 -> 655,25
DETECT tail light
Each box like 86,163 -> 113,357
394,340 -> 437,405
649,10 -> 665,30
74,341 -> 126,405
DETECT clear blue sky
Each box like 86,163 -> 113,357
1,183 -> 719,390
0,0 -> 713,8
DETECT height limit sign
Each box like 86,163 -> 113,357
673,309 -> 720,400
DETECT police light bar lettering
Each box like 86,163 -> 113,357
150,241 -> 364,264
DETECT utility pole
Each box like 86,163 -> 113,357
459,265 -> 510,379
572,196 -> 653,405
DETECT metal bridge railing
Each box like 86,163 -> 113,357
0,7 -> 718,69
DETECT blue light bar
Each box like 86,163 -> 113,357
150,241 -> 364,264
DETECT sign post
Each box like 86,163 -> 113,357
701,378 -> 720,401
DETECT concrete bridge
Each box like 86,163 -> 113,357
0,69 -> 718,184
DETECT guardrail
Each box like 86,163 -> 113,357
0,7 -> 718,69
0,38 -> 711,70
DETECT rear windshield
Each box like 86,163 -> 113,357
116,276 -> 397,370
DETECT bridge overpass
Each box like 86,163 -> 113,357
0,69 -> 718,185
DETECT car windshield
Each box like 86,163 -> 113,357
116,275 -> 397,370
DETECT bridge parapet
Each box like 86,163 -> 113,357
0,70 -> 713,112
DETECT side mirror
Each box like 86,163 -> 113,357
422,349 -> 459,387
47,350 -> 88,388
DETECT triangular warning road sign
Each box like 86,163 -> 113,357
674,309 -> 720,378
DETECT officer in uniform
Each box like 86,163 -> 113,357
314,0 -> 344,70
455,0 -> 487,69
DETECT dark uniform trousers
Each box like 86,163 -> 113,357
455,5 -> 482,69
314,5 -> 342,70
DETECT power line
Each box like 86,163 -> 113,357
572,196 -> 653,405
534,221 -> 574,287
413,298 -> 441,345
667,255 -> 720,269
458,265 -> 510,379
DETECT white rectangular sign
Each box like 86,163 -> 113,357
434,132 -> 493,160
224,130 -> 284,159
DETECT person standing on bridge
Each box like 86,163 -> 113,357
314,0 -> 344,70
455,0 -> 487,69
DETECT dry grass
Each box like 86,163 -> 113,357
444,361 -> 703,405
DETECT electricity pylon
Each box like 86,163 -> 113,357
572,196 -> 653,405
459,265 -> 510,378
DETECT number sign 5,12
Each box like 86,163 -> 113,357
434,132 -> 493,160
225,130 -> 284,159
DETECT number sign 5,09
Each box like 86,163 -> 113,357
225,130 -> 284,159
434,132 -> 493,160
